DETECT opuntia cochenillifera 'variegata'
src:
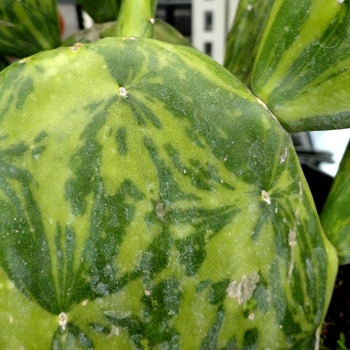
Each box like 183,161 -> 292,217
0,37 -> 337,349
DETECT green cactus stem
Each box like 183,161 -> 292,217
113,0 -> 158,38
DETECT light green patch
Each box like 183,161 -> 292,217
67,282 -> 144,349
0,267 -> 57,348
115,200 -> 158,276
170,223 -> 196,240
173,278 -> 218,349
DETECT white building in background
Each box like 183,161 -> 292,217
192,0 -> 239,64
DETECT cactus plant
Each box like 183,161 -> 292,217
76,0 -> 120,23
224,0 -> 275,87
321,139 -> 350,265
251,0 -> 350,132
61,18 -> 191,47
0,0 -> 349,348
0,0 -> 60,58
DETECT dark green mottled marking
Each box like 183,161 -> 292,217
34,130 -> 48,143
0,94 -> 15,124
225,338 -> 239,350
165,143 -> 235,191
0,141 -> 28,157
97,42 -> 143,85
144,136 -> 198,202
209,279 -> 230,305
80,179 -> 145,299
251,210 -> 265,241
0,162 -> 57,313
15,76 -> 34,109
242,327 -> 259,350
175,231 -> 207,276
200,307 -> 225,350
253,274 -> 269,313
90,323 -> 110,335
127,97 -> 147,126
51,322 -> 94,349
135,227 -> 172,278
196,280 -> 211,293
84,99 -> 105,113
55,224 -> 77,309
65,139 -> 102,216
197,109 -> 287,189
281,306 -> 302,341
290,267 -> 307,312
55,224 -> 65,294
299,211 -> 326,314
82,97 -> 117,140
34,65 -> 45,74
164,143 -> 213,191
105,276 -> 182,349
269,258 -> 312,348
142,276 -> 182,324
270,259 -> 287,321
31,145 -> 45,158
128,97 -> 163,129
185,128 -> 206,149
116,126 -> 127,155
174,206 -> 240,276
65,98 -> 116,216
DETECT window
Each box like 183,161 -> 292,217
204,11 -> 213,31
204,42 -> 212,56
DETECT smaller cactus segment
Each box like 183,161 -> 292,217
224,0 -> 275,87
252,0 -> 350,132
77,0 -> 121,23
321,139 -> 350,265
0,0 -> 60,58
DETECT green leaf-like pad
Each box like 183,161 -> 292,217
77,0 -> 120,23
321,139 -> 350,265
0,37 -> 337,348
252,0 -> 350,132
0,0 -> 60,58
224,0 -> 274,87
